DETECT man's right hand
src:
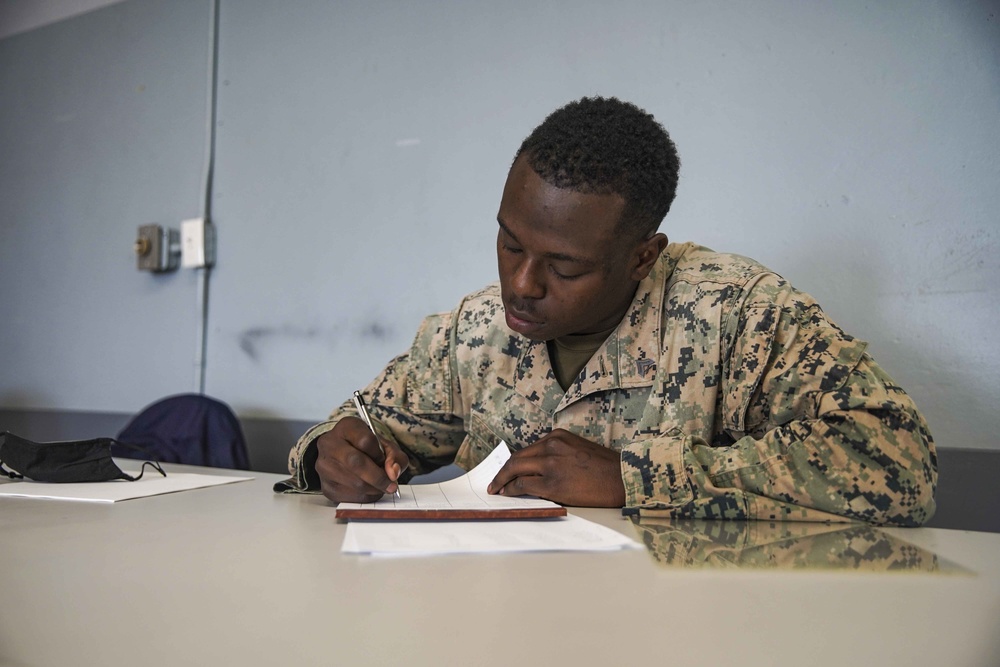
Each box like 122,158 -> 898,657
314,416 -> 409,503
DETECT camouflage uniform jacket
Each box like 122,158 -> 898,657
282,242 -> 937,526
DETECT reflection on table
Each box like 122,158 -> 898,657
629,518 -> 970,573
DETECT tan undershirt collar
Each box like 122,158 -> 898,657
547,325 -> 617,391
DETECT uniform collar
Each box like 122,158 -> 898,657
512,244 -> 685,414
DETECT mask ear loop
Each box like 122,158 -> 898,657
0,460 -> 23,480
120,460 -> 167,481
110,440 -> 168,481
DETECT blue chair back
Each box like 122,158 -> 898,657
113,394 -> 250,470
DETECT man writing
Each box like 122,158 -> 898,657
278,97 -> 936,526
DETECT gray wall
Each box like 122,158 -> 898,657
1,0 -> 210,408
2,1 -> 998,470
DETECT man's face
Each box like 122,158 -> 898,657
496,156 -> 645,341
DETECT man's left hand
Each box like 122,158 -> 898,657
486,429 -> 626,507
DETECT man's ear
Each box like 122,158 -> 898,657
629,233 -> 668,281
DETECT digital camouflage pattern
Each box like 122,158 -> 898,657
280,243 -> 937,526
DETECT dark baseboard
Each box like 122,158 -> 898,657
239,415 -> 315,474
2,407 -> 997,532
925,446 -> 1000,533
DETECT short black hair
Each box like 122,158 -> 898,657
514,96 -> 680,240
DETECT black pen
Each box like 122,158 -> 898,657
352,390 -> 400,498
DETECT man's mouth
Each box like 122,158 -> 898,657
504,303 -> 543,335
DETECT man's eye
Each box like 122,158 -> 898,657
551,266 -> 582,280
503,243 -> 522,254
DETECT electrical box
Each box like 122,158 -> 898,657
181,218 -> 216,268
135,224 -> 180,272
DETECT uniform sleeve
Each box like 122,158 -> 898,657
620,276 -> 938,526
275,310 -> 468,493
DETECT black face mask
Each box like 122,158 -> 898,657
0,432 -> 166,483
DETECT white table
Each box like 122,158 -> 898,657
2,463 -> 998,667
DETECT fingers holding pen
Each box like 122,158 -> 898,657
314,417 -> 407,503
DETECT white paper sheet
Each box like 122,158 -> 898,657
336,441 -> 562,514
0,472 -> 253,503
342,514 -> 640,556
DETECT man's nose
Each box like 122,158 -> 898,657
511,258 -> 545,300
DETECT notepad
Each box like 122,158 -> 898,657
335,441 -> 566,519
